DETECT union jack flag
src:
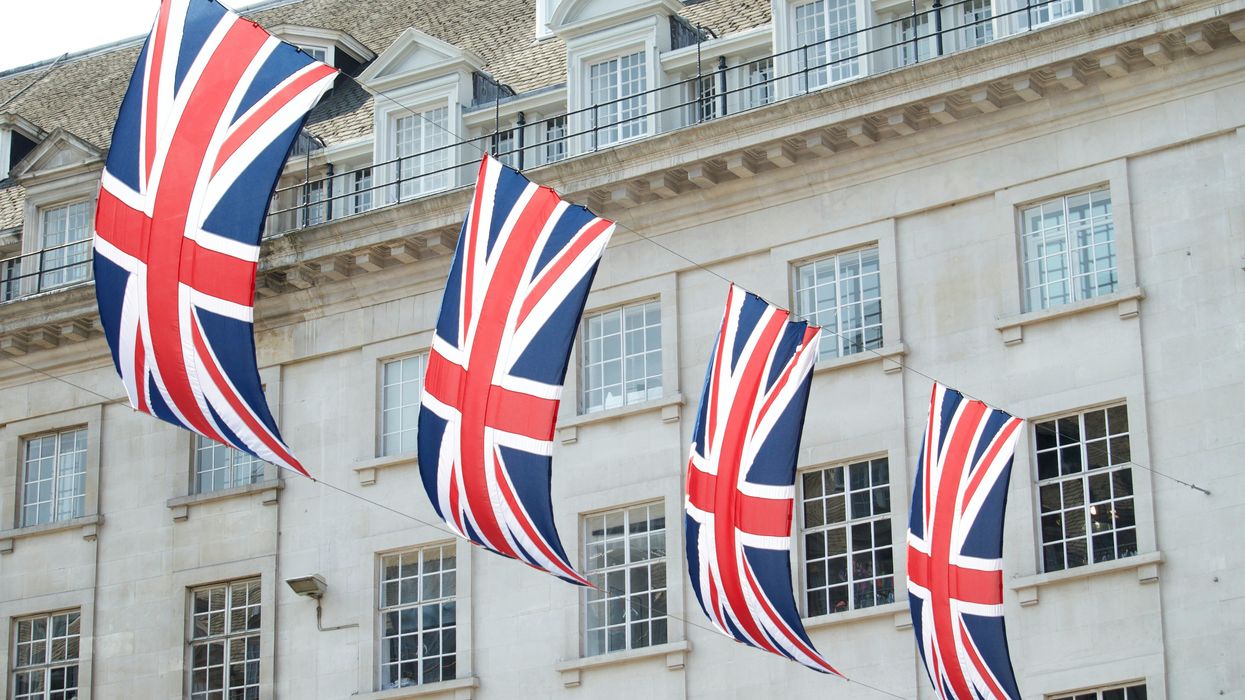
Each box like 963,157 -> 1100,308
908,382 -> 1025,699
684,285 -> 839,674
419,155 -> 614,585
92,0 -> 335,476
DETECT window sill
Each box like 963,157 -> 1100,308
554,640 -> 690,688
811,343 -> 907,376
557,393 -> 685,445
804,600 -> 911,632
0,514 -> 102,554
166,479 -> 282,522
352,675 -> 479,700
1008,550 -> 1163,606
354,452 -> 418,487
994,287 -> 1144,346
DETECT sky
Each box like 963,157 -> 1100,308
0,0 -> 270,74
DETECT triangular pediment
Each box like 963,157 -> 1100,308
550,0 -> 682,36
9,128 -> 102,183
357,28 -> 483,92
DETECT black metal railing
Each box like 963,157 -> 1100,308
0,0 -> 1109,304
264,0 -> 1106,236
0,239 -> 94,302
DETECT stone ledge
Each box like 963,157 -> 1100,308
1008,550 -> 1163,607
811,343 -> 907,376
353,452 -> 418,486
0,513 -> 103,554
804,600 -> 909,631
166,479 -> 282,521
351,675 -> 478,700
994,287 -> 1145,345
554,640 -> 690,688
556,393 -> 685,445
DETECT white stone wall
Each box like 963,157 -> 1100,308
1,6 -> 1243,700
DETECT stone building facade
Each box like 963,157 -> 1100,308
0,0 -> 1242,698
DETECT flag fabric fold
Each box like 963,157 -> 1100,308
93,0 -> 336,475
418,154 -> 615,585
907,382 -> 1025,700
684,284 -> 839,675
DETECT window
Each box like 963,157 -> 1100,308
589,51 -> 647,146
899,11 -> 934,66
1028,0 -> 1085,27
580,301 -> 661,414
793,247 -> 882,361
542,115 -> 567,164
297,45 -> 327,62
1036,405 -> 1137,572
693,74 -> 718,123
379,544 -> 457,688
11,610 -> 80,700
193,435 -> 265,494
37,201 -> 92,290
793,0 -> 860,91
350,168 -> 374,214
1051,682 -> 1147,700
1021,188 -> 1117,311
744,57 -> 774,108
20,427 -> 87,527
800,458 -> 894,616
491,126 -> 520,169
301,179 -> 326,227
393,107 -> 450,199
961,0 -> 994,47
583,503 -> 667,656
380,354 -> 425,457
188,578 -> 261,700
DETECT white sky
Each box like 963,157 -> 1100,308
1,0 -> 270,74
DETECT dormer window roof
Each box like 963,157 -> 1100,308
267,25 -> 376,74
0,113 -> 46,182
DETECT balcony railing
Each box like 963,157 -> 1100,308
0,239 -> 94,303
265,0 -> 1114,235
0,0 -> 1114,305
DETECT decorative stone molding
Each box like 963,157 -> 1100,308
554,640 -> 690,688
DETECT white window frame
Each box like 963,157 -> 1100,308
1033,404 -> 1138,573
191,436 -> 268,496
1049,680 -> 1148,700
19,427 -> 88,528
10,609 -> 80,700
390,105 -> 453,200
581,501 -> 668,656
377,543 -> 458,689
1019,187 -> 1118,312
379,352 -> 428,458
798,456 -> 896,618
742,56 -> 775,110
579,299 -> 663,415
371,79 -> 463,205
776,0 -> 870,98
187,578 -> 262,700
566,19 -> 661,156
586,49 -> 650,147
993,160 -> 1140,336
959,0 -> 996,49
792,245 -> 884,361
1,405 -> 102,538
34,199 -> 93,292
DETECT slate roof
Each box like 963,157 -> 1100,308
0,0 -> 772,232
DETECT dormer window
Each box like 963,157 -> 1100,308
0,114 -> 45,181
392,107 -> 451,198
792,0 -> 862,90
297,45 -> 329,63
589,51 -> 648,146
37,200 -> 93,290
267,25 -> 376,73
